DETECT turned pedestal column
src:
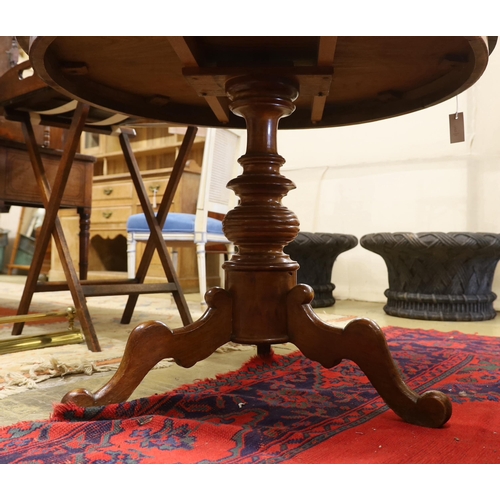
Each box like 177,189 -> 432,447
223,76 -> 300,346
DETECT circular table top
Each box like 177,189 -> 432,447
27,36 -> 496,130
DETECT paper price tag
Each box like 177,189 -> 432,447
449,112 -> 465,143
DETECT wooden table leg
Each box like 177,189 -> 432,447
62,76 -> 452,428
119,126 -> 198,327
12,104 -> 101,352
78,206 -> 91,280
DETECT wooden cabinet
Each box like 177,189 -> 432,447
50,126 -> 223,293
0,139 -> 93,209
88,164 -> 202,290
0,139 -> 94,277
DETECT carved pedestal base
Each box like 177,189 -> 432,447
62,76 -> 452,429
63,284 -> 451,428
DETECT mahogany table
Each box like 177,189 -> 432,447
28,36 -> 496,428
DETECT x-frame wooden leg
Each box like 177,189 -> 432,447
118,126 -> 198,326
11,103 -> 101,352
10,111 -> 198,352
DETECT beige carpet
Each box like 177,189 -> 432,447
0,280 -> 354,400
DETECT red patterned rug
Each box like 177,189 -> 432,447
1,326 -> 500,464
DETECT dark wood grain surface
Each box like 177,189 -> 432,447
29,36 -> 492,129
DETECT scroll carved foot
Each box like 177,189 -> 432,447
287,285 -> 452,428
62,287 -> 233,407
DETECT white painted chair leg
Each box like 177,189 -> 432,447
218,254 -> 225,286
226,243 -> 235,261
171,249 -> 179,273
220,243 -> 235,288
127,233 -> 137,279
196,242 -> 207,305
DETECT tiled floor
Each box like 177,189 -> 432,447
1,273 -> 500,427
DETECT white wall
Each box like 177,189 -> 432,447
278,47 -> 500,305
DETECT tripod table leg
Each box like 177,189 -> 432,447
287,285 -> 452,428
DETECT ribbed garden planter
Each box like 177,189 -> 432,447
284,232 -> 358,308
360,232 -> 500,321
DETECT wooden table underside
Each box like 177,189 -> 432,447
27,36 -> 496,428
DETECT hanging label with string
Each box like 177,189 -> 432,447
449,95 -> 465,143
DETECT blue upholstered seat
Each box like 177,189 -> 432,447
127,213 -> 224,235
126,128 -> 239,305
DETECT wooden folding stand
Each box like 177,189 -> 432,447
0,60 -> 198,351
11,112 -> 197,352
